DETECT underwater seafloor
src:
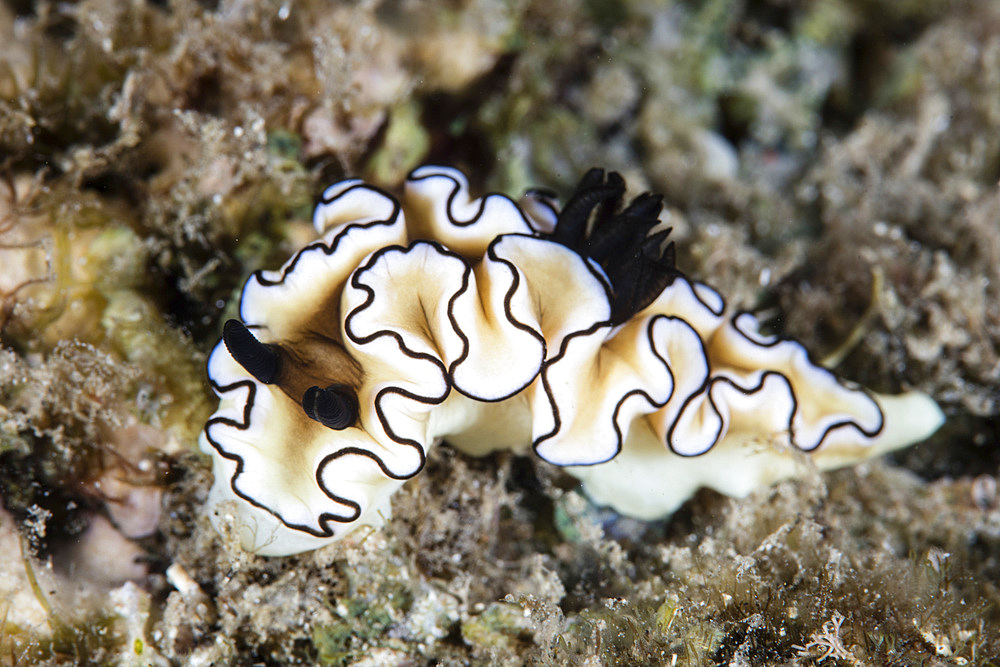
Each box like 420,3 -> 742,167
1,0 -> 999,664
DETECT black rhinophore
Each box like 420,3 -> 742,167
223,319 -> 280,384
302,384 -> 359,430
550,169 -> 681,325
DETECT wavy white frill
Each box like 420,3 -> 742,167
200,165 -> 944,556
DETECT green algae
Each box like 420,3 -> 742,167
366,100 -> 431,185
461,602 -> 534,653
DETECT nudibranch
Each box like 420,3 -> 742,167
200,166 -> 944,556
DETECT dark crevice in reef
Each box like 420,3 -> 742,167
419,54 -> 520,188
0,450 -> 95,556
822,16 -> 944,134
890,413 -> 1000,482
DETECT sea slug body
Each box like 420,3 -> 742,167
200,166 -> 944,556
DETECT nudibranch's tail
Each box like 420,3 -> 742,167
566,388 -> 945,522
811,390 -> 945,470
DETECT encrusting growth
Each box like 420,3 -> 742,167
200,166 -> 945,556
